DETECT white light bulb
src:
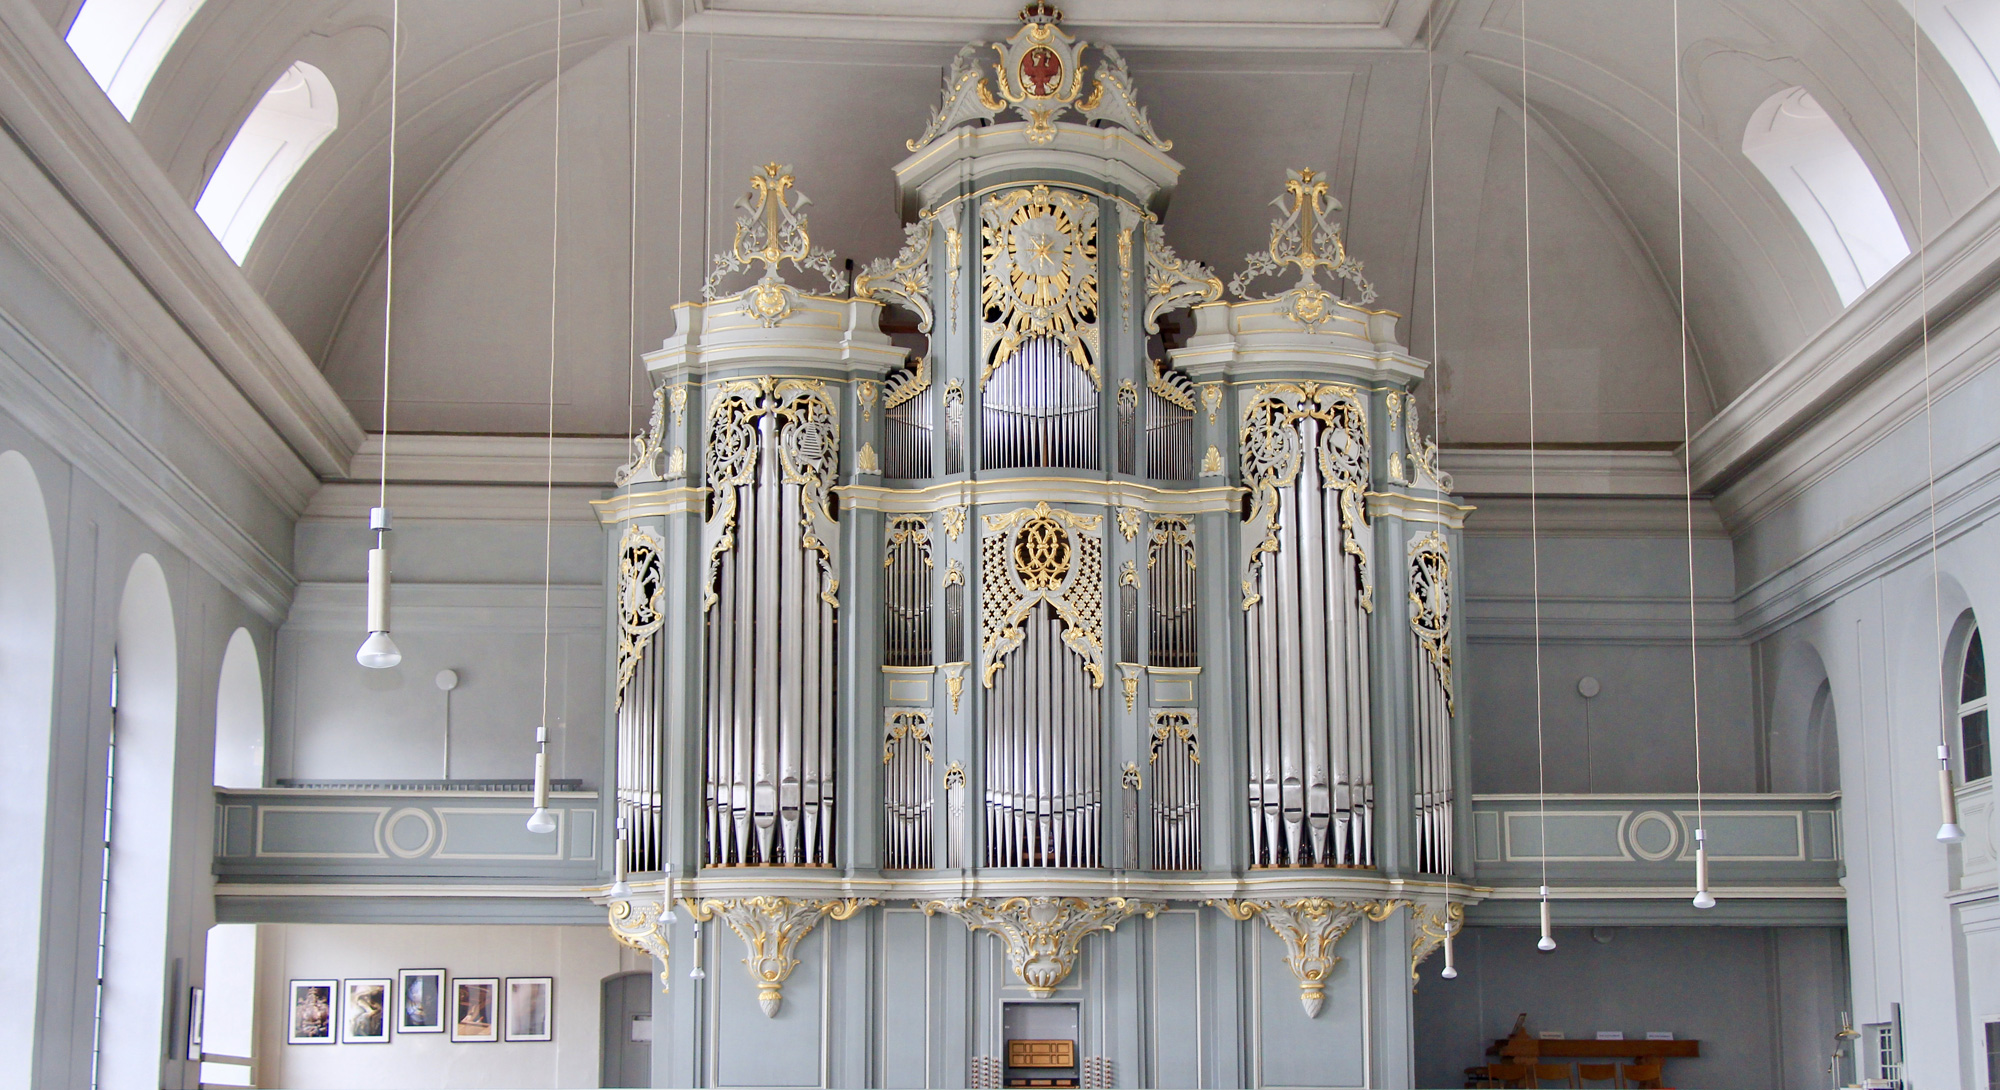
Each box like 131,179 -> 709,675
356,630 -> 402,669
1938,822 -> 1966,843
1692,888 -> 1716,910
606,875 -> 633,899
689,966 -> 706,980
526,807 -> 557,834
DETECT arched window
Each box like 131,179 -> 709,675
1961,628 -> 1991,784
1908,0 -> 2000,151
64,0 -> 207,120
1742,87 -> 1911,305
213,629 -> 263,789
195,62 -> 337,264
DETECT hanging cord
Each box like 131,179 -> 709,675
1518,0 -> 1555,953
531,0 -> 566,835
626,0 -> 644,443
1423,0 -> 1458,978
678,0 -> 688,306
378,0 -> 400,509
1911,10 -> 1962,844
1670,1 -> 1715,909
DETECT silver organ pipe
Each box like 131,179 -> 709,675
943,380 -> 965,475
979,504 -> 1106,868
883,358 -> 935,479
1147,517 -> 1197,669
1240,385 -> 1374,868
1148,710 -> 1199,870
980,336 -> 1099,470
1119,562 -> 1138,663
1144,361 -> 1196,481
615,526 -> 667,875
1408,532 -> 1456,875
883,710 -> 936,869
702,379 -> 840,867
1116,380 -> 1137,475
885,516 -> 933,667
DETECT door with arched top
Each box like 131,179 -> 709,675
600,971 -> 652,1088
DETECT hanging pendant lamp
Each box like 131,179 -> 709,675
358,0 -> 404,671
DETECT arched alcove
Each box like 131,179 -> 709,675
195,60 -> 338,263
99,553 -> 178,1090
1807,681 -> 1841,794
1766,639 -> 1838,794
1742,86 -> 1911,305
0,451 -> 56,1089
213,628 -> 263,789
63,0 -> 207,119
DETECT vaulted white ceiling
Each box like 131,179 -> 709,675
39,0 -> 2000,445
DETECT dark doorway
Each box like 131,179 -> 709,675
600,971 -> 653,1088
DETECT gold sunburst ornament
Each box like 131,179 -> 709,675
981,185 -> 1100,387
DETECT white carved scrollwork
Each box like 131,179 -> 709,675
1408,901 -> 1465,982
616,385 -> 670,486
702,377 -> 840,613
682,897 -> 876,1016
921,896 -> 1163,998
1408,532 -> 1453,711
615,525 -> 666,708
856,215 -> 935,337
1143,220 -> 1222,334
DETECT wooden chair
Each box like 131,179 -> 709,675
1531,1062 -> 1576,1088
1618,1061 -> 1665,1089
1484,1062 -> 1535,1089
1575,1062 -> 1619,1088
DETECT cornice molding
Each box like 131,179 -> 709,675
304,482 -> 607,523
0,0 -> 361,479
344,434 -> 629,486
1463,495 -> 1728,538
1440,448 -> 1692,497
680,0 -> 1426,49
1689,180 -> 2000,494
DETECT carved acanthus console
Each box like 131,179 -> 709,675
682,897 -> 879,1016
922,896 -> 1163,998
1212,898 -> 1402,1018
607,898 -> 674,993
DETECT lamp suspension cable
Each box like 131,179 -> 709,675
1423,0 -> 1457,980
357,0 -> 403,670
527,0 -> 566,836
1670,1 -> 1716,910
626,0 -> 644,446
1911,9 -> 1963,845
1519,0 -> 1555,954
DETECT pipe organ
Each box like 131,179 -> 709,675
596,5 -> 1476,1083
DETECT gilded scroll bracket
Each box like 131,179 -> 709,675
922,896 -> 1163,998
681,896 -> 877,1017
1210,898 -> 1402,1018
607,898 -> 673,994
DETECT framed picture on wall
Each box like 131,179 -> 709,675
453,977 -> 499,1042
287,979 -> 336,1044
504,977 -> 553,1042
397,969 -> 446,1034
342,978 -> 391,1044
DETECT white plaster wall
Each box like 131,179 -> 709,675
255,924 -> 632,1090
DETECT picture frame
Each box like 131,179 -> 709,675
504,977 -> 554,1042
452,977 -> 499,1042
342,978 -> 392,1044
397,968 -> 447,1034
287,979 -> 336,1044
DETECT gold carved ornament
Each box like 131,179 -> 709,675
886,514 -> 933,567
882,355 -> 931,413
857,442 -> 881,475
1147,358 -> 1197,412
1408,531 -> 1455,713
857,381 -> 879,422
1148,709 -> 1199,765
981,185 -> 1100,389
702,164 -> 848,327
1408,901 -> 1465,983
941,504 -> 968,541
1115,506 -> 1142,542
1406,400 -> 1453,492
614,525 -> 667,709
884,708 -> 934,763
1237,382 -> 1371,612
1226,169 -> 1377,332
701,377 -> 840,612
943,661 -> 967,713
1210,898 -> 1392,1018
921,896 -> 1163,998
680,896 -> 876,1017
905,4 -> 1170,151
979,502 -> 1104,688
607,899 -> 673,993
